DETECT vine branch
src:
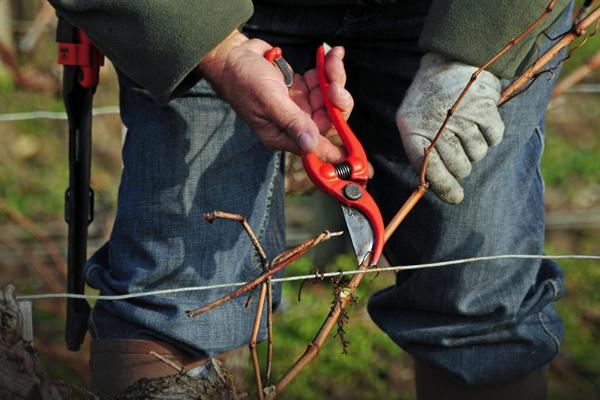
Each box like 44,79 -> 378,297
552,47 -> 600,98
185,229 -> 343,318
502,4 -> 600,104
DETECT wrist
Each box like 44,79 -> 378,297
197,29 -> 248,89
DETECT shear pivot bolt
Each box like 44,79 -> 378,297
343,183 -> 362,201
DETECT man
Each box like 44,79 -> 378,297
48,0 -> 572,398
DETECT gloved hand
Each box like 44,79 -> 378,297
396,53 -> 504,204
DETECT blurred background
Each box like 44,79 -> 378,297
0,1 -> 599,399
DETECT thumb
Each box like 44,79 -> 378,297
269,92 -> 321,154
274,101 -> 344,162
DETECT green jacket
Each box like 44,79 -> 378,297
48,0 -> 569,105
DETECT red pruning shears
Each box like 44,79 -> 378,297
265,44 -> 384,266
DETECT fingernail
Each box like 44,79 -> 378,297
298,132 -> 315,152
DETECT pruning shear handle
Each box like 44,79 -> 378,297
265,44 -> 384,266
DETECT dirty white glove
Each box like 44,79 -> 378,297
396,53 -> 504,204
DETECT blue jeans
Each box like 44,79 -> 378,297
86,1 -> 571,385
86,75 -> 286,356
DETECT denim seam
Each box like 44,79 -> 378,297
85,263 -> 99,283
251,151 -> 282,266
537,311 -> 560,352
89,306 -> 100,338
547,278 -> 560,300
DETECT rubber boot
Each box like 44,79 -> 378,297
414,358 -> 549,400
89,339 -> 248,397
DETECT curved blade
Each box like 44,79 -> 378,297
341,205 -> 373,265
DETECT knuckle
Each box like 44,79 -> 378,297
284,118 -> 303,138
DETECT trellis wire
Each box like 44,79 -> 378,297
15,254 -> 600,301
0,106 -> 119,122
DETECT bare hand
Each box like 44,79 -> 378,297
199,32 -> 352,163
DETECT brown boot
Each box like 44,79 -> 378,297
414,358 -> 548,400
89,339 -> 248,397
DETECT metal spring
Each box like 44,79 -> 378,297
334,162 -> 352,180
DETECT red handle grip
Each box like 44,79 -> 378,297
301,45 -> 369,185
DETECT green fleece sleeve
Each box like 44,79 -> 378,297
418,0 -> 570,79
48,0 -> 253,104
